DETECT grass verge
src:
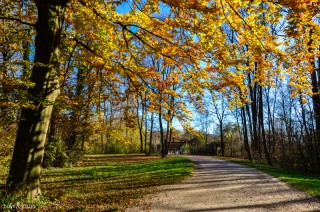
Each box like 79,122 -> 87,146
216,156 -> 320,199
8,155 -> 192,211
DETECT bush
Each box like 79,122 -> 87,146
67,148 -> 84,164
43,138 -> 69,168
0,125 -> 16,184
104,139 -> 126,154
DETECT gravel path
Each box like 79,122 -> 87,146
127,155 -> 320,211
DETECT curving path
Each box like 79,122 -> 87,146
127,155 -> 320,212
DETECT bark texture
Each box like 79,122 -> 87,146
7,0 -> 67,200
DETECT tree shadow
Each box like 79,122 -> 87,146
152,198 -> 319,211
134,156 -> 320,211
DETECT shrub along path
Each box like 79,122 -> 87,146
127,155 -> 320,211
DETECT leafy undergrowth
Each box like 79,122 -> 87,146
216,156 -> 320,199
36,155 -> 193,211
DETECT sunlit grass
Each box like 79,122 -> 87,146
216,156 -> 320,199
39,155 -> 193,211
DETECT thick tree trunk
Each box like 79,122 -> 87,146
311,66 -> 320,170
310,47 -> 320,140
6,0 -> 67,200
309,30 -> 320,169
311,67 -> 320,110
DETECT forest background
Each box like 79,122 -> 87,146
0,0 -> 319,200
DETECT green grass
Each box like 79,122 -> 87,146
216,156 -> 320,199
35,155 -> 193,211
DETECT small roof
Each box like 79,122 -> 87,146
168,142 -> 185,150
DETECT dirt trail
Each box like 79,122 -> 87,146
127,155 -> 320,211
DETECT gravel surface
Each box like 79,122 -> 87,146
127,155 -> 320,212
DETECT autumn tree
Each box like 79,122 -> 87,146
2,0 -> 201,199
2,0 -> 320,201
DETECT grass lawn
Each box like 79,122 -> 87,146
1,155 -> 193,211
216,156 -> 320,199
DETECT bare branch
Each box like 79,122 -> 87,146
73,37 -> 98,56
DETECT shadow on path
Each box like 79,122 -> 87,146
127,155 -> 320,211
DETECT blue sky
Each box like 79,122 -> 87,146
116,1 -> 132,14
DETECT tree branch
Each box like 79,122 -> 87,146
0,17 -> 35,27
73,37 -> 98,56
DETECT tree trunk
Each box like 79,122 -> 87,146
219,122 -> 225,156
144,111 -> 148,155
248,72 -> 259,159
0,52 -> 11,124
309,30 -> 320,169
241,107 -> 252,161
310,68 -> 320,167
67,65 -> 86,150
148,112 -> 154,155
165,115 -> 171,156
7,0 -> 67,200
159,109 -> 166,158
136,99 -> 144,153
259,87 -> 272,165
266,88 -> 276,159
